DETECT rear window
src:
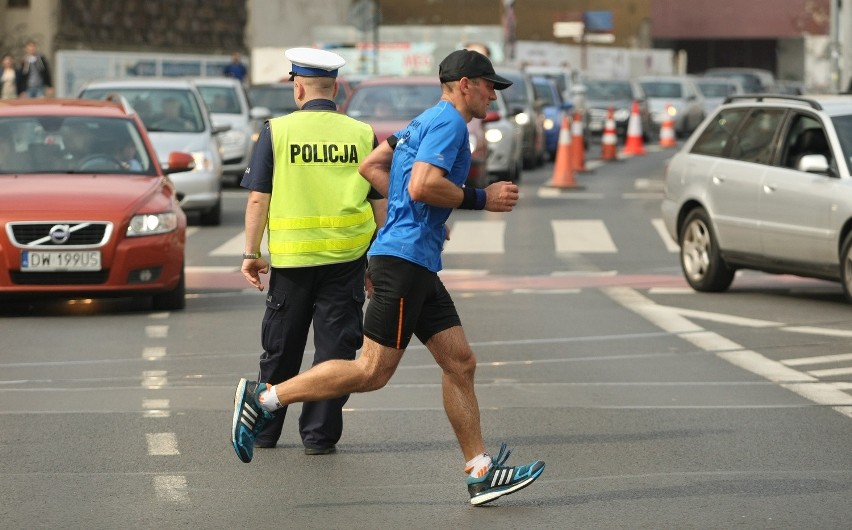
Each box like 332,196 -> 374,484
80,87 -> 206,133
248,85 -> 298,117
831,115 -> 852,172
726,108 -> 785,164
197,85 -> 242,114
346,84 -> 441,120
640,81 -> 683,99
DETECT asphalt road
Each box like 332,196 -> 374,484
1,143 -> 851,529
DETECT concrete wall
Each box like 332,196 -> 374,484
0,0 -> 59,58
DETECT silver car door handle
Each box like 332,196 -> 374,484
763,184 -> 776,193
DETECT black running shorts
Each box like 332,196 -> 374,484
363,255 -> 462,350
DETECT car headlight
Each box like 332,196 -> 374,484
667,105 -> 678,117
614,108 -> 630,121
514,112 -> 530,126
191,150 -> 214,171
127,212 -> 178,237
485,128 -> 503,143
543,118 -> 555,130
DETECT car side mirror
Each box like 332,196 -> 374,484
797,154 -> 833,176
213,124 -> 231,134
163,151 -> 195,174
250,106 -> 272,120
483,110 -> 501,123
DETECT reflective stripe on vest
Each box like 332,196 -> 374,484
268,111 -> 376,267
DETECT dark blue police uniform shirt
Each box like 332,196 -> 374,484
240,98 -> 381,199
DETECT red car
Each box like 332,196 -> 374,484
342,76 -> 489,188
0,99 -> 194,309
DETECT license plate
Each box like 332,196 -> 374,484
21,250 -> 101,271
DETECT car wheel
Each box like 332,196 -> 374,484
679,208 -> 735,292
152,265 -> 186,311
840,232 -> 852,303
199,197 -> 222,226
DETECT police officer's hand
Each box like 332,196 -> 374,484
241,257 -> 269,291
484,181 -> 519,212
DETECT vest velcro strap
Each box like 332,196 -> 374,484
268,231 -> 373,255
268,210 -> 374,231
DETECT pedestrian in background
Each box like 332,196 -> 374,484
222,51 -> 247,83
18,41 -> 52,98
236,47 -> 386,456
1,54 -> 21,99
231,48 -> 546,506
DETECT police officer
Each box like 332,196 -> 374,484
239,47 -> 385,455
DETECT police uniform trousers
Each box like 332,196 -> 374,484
255,255 -> 366,449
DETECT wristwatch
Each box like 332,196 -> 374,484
242,252 -> 261,259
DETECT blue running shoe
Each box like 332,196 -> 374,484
467,443 -> 545,506
231,378 -> 273,463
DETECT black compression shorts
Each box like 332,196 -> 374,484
363,255 -> 462,350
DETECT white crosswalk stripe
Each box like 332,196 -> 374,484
552,219 -> 617,253
443,220 -> 505,254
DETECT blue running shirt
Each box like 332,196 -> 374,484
368,100 -> 471,272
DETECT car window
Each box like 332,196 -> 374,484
80,87 -> 206,133
247,85 -> 298,117
0,116 -> 154,174
697,82 -> 732,98
585,81 -> 633,101
690,108 -> 750,156
727,108 -> 785,164
832,115 -> 852,172
346,84 -> 442,120
499,73 -> 530,108
640,81 -> 683,99
197,85 -> 242,114
532,80 -> 556,105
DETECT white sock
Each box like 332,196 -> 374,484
258,386 -> 281,412
464,452 -> 492,479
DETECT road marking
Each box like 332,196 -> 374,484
439,269 -> 490,276
671,307 -> 781,328
605,287 -> 852,419
145,325 -> 168,339
552,219 -> 617,253
651,218 -> 680,252
142,347 -> 166,361
443,220 -> 505,254
512,288 -> 581,294
210,231 -> 268,256
185,227 -> 200,238
635,178 -> 665,191
146,432 -> 179,455
143,399 -> 171,418
782,353 -> 852,366
537,188 -> 604,199
806,367 -> 852,378
142,370 -> 167,389
783,326 -> 852,338
153,475 -> 189,503
551,270 -> 617,276
648,287 -> 694,295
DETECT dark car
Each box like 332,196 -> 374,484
247,82 -> 299,118
531,75 -> 573,160
495,67 -> 546,169
581,78 -> 651,141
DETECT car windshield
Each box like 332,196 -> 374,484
532,81 -> 557,105
197,85 -> 241,114
640,81 -> 683,98
0,116 -> 154,174
499,73 -> 529,107
584,81 -> 633,100
696,82 -> 732,98
831,115 -> 852,172
248,85 -> 298,117
346,84 -> 441,120
79,87 -> 206,133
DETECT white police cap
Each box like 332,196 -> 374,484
286,47 -> 346,80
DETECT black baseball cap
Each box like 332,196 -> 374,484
438,49 -> 512,90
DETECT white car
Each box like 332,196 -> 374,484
78,79 -> 225,225
638,75 -> 706,139
191,77 -> 270,183
482,90 -> 523,183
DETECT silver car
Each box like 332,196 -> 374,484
78,79 -> 225,225
661,94 -> 852,301
482,90 -> 523,183
191,77 -> 270,183
638,75 -> 706,139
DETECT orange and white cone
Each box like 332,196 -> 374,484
600,106 -> 618,161
621,100 -> 646,156
659,103 -> 677,148
570,110 -> 587,172
549,114 -> 582,189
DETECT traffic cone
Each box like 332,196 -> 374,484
570,110 -> 587,172
621,100 -> 646,156
549,114 -> 582,189
659,103 -> 677,148
600,106 -> 618,161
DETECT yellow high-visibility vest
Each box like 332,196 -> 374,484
267,111 -> 375,267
